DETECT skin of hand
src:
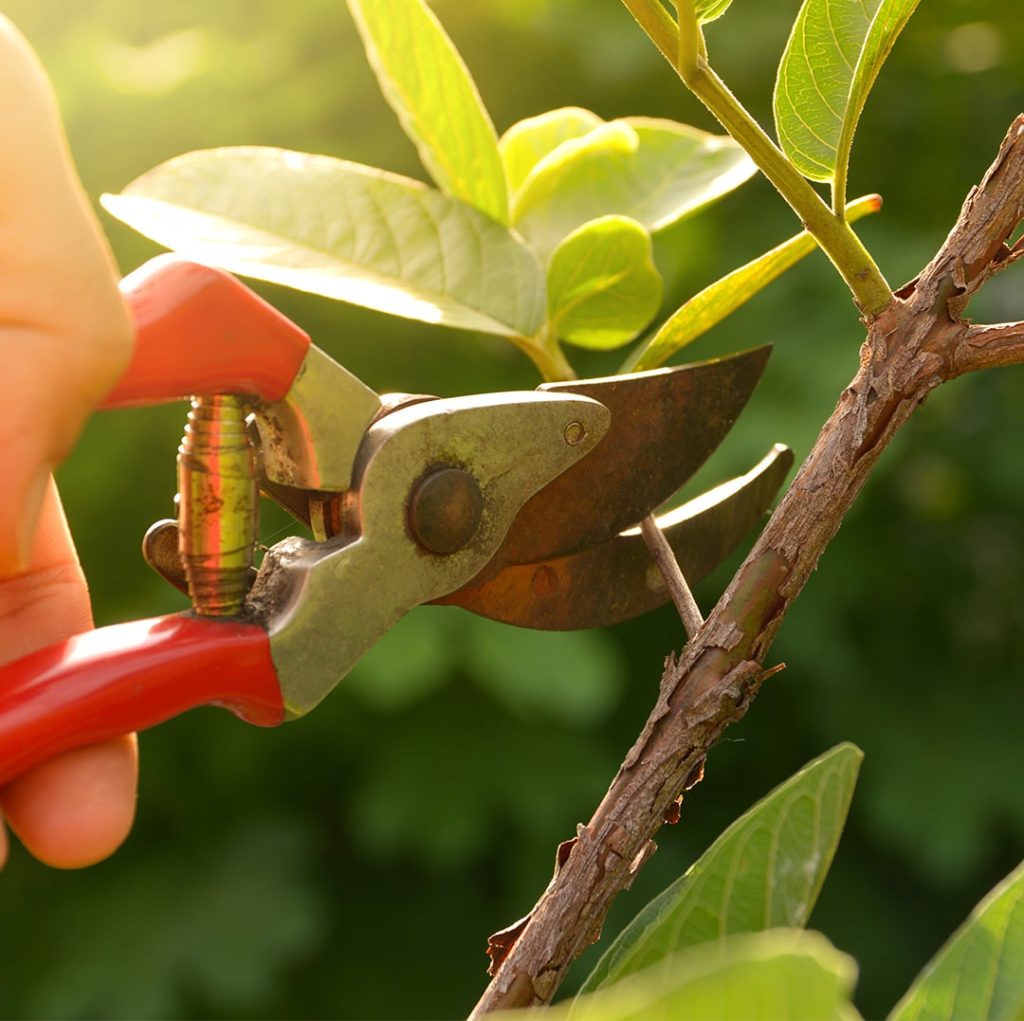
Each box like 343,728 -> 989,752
0,16 -> 137,869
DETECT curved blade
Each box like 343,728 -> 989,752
437,445 -> 793,630
490,346 -> 771,569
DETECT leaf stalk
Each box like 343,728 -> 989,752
674,1 -> 706,79
514,330 -> 578,383
621,0 -> 893,316
623,193 -> 883,373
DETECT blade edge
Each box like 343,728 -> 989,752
438,444 -> 794,630
489,345 -> 772,569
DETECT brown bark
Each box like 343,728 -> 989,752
470,114 -> 1024,1016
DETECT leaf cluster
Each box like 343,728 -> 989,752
102,0 -> 891,383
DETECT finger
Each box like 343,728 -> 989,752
0,480 -> 92,656
0,17 -> 132,574
0,482 -> 139,869
0,735 -> 138,869
0,21 -> 138,871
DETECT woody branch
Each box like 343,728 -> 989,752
470,113 -> 1024,1016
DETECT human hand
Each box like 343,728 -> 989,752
0,16 -> 137,869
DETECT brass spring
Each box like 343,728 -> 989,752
177,395 -> 258,616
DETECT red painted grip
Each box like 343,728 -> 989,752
0,614 -> 284,788
103,256 -> 311,408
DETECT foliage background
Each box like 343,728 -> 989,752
1,1 -> 1022,1018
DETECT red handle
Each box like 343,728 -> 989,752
0,614 -> 284,787
103,256 -> 312,408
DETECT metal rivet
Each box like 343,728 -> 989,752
531,565 -> 558,598
409,467 -> 484,555
564,421 -> 587,446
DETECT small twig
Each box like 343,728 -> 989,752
957,321 -> 1024,373
639,513 -> 704,637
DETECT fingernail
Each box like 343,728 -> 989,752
15,466 -> 53,570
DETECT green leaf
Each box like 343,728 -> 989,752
547,216 -> 662,350
530,931 -> 859,1021
580,743 -> 862,994
102,147 -> 545,338
694,0 -> 736,23
889,861 -> 1024,1021
774,0 -> 922,187
574,931 -> 860,1021
345,0 -> 507,223
624,193 -> 882,372
511,117 -> 755,255
500,107 -> 604,196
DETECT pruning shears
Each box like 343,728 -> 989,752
0,256 -> 792,787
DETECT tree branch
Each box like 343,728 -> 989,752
469,113 -> 1024,1017
956,321 -> 1024,374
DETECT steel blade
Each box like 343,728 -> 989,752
437,444 -> 793,630
489,346 -> 771,570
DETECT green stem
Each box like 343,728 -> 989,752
621,0 -> 678,63
623,193 -> 883,373
621,0 -> 893,316
512,330 -> 577,383
681,62 -> 890,312
674,1 -> 706,77
832,162 -> 849,222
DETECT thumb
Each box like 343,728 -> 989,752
0,481 -> 138,869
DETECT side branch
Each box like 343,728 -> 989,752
956,321 -> 1024,375
470,113 -> 1024,1017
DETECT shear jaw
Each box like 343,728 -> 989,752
254,345 -> 381,492
247,391 -> 610,720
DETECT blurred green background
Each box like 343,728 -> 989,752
1,1 -> 1022,1018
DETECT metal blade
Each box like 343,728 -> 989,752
489,346 -> 772,570
437,444 -> 793,630
254,392 -> 610,717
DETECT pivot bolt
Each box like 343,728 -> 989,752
409,467 -> 483,555
564,420 -> 587,446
